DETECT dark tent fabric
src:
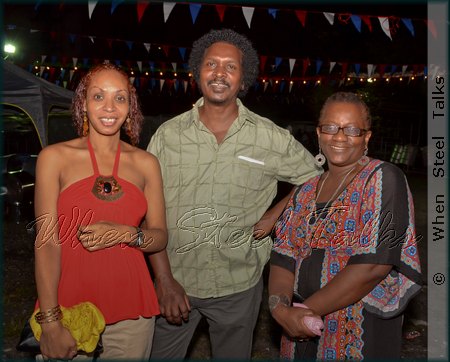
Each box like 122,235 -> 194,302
2,60 -> 74,147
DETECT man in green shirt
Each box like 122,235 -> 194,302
147,29 -> 321,359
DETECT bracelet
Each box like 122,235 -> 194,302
268,294 -> 290,313
129,226 -> 144,248
35,305 -> 63,324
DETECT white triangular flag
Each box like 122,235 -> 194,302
402,65 -> 408,75
264,82 -> 269,92
323,12 -> 335,25
329,61 -> 336,73
144,43 -> 151,53
137,61 -> 142,72
72,57 -> 78,67
171,62 -> 177,71
129,77 -> 135,85
378,17 -> 392,40
41,55 -> 47,63
163,2 -> 176,23
367,64 -> 375,77
242,7 -> 254,28
289,82 -> 293,93
339,79 -> 345,87
40,66 -> 45,76
88,1 -> 98,19
70,70 -> 75,81
289,58 -> 296,76
183,80 -> 188,93
160,79 -> 165,91
89,36 -> 95,43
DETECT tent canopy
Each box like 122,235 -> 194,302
2,60 -> 74,147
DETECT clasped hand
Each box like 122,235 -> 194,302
77,221 -> 127,251
273,304 -> 322,340
155,276 -> 191,325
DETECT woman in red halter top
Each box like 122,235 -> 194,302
33,63 -> 167,360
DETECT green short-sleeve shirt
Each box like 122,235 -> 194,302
148,98 -> 321,298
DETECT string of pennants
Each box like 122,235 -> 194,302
12,1 -> 432,92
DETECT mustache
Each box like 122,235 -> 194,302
208,79 -> 230,87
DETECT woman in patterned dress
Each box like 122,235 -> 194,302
268,92 -> 422,360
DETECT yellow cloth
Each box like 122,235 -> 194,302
30,302 -> 105,353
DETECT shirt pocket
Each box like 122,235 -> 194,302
233,155 -> 267,191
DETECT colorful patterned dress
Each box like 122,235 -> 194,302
271,159 -> 422,360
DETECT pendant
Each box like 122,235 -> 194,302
92,176 -> 123,201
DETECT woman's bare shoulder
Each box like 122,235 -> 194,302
38,138 -> 86,162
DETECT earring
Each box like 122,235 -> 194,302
358,147 -> 369,166
314,147 -> 326,167
125,117 -> 132,138
82,113 -> 89,136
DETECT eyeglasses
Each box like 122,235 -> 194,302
318,124 -> 369,137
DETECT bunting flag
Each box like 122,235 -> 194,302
361,15 -> 373,32
259,55 -> 267,72
316,59 -> 323,74
88,1 -> 98,20
289,81 -> 293,93
215,5 -> 226,22
378,17 -> 392,40
72,57 -> 78,67
323,12 -> 335,26
329,61 -> 336,73
341,62 -> 348,77
35,0 -> 43,12
41,55 -> 47,63
125,41 -> 133,50
137,61 -> 142,72
144,43 -> 151,53
378,64 -> 386,77
401,18 -> 415,36
40,66 -> 45,76
402,65 -> 408,75
426,19 -> 437,38
264,81 -> 269,92
189,3 -> 202,24
70,69 -> 75,81
351,15 -> 362,32
162,45 -> 169,57
302,58 -> 310,76
171,62 -> 177,71
178,47 -> 186,60
289,58 -> 296,76
111,0 -> 124,15
137,1 -> 149,23
268,9 -> 278,19
367,64 -> 375,77
183,80 -> 188,93
160,79 -> 165,91
242,7 -> 254,28
89,36 -> 95,43
163,2 -> 176,23
275,57 -> 283,69
295,10 -> 307,27
354,63 -> 361,76
391,65 -> 397,74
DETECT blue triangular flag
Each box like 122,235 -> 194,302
111,0 -> 124,15
401,18 -> 415,36
316,59 -> 323,74
125,41 -> 133,51
69,34 -> 77,44
189,4 -> 202,24
275,57 -> 283,68
268,9 -> 277,19
354,63 -> 361,76
350,15 -> 362,32
179,47 -> 186,61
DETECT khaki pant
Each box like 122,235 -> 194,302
37,316 -> 155,361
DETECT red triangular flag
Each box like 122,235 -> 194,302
137,1 -> 149,23
161,45 -> 170,57
378,64 -> 386,77
341,62 -> 348,77
295,10 -> 307,27
216,5 -> 226,22
426,19 -> 438,39
259,55 -> 267,72
360,15 -> 372,32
